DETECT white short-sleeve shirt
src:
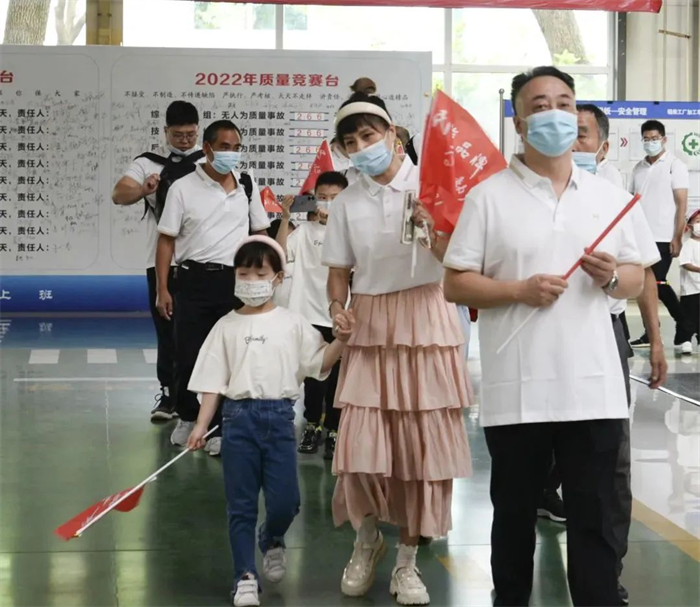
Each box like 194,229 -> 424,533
322,157 -> 443,295
679,238 -> 700,297
158,165 -> 270,266
287,221 -> 332,327
596,158 -> 624,190
444,156 -> 642,428
121,146 -> 203,268
632,152 -> 690,242
188,307 -> 329,401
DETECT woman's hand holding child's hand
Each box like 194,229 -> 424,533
186,423 -> 209,451
333,309 -> 355,342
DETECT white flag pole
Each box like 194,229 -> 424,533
75,426 -> 219,537
495,308 -> 539,355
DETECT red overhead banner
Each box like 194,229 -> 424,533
204,1 -> 661,13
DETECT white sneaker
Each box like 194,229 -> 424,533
341,530 -> 387,597
170,420 -> 195,447
232,575 -> 259,607
681,341 -> 693,355
263,546 -> 287,583
390,566 -> 430,605
205,437 -> 222,457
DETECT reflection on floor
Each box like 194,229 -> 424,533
0,308 -> 698,607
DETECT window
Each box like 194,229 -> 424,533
123,1 -> 275,49
452,8 -> 609,67
0,0 -> 86,45
282,5 -> 444,64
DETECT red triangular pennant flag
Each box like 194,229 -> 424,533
261,186 -> 282,213
299,141 -> 334,195
54,486 -> 146,541
419,90 -> 507,234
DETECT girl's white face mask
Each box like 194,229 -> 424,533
692,224 -> 700,237
235,279 -> 276,307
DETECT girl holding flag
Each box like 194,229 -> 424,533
322,92 -> 472,606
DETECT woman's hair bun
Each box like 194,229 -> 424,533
350,77 -> 377,96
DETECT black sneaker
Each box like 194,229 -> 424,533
324,431 -> 337,460
150,387 -> 177,422
298,423 -> 322,454
630,334 -> 650,348
618,582 -> 629,605
537,491 -> 567,523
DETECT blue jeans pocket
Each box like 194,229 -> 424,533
222,400 -> 243,424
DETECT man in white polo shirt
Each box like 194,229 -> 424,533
156,119 -> 270,455
112,101 -> 203,422
444,67 -> 644,607
629,119 -> 690,349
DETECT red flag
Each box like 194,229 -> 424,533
299,141 -> 334,195
54,486 -> 145,541
261,186 -> 283,213
419,90 -> 507,234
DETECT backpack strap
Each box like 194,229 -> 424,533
135,152 -> 169,165
238,172 -> 253,204
406,136 -> 419,166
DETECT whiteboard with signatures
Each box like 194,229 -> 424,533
0,46 -> 430,311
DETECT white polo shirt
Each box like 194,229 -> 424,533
632,152 -> 690,242
596,158 -> 624,189
122,146 -> 203,269
158,165 -> 270,265
444,156 -> 642,427
322,156 -> 443,296
287,221 -> 332,327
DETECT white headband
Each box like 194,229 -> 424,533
335,102 -> 392,127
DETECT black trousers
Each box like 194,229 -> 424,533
303,325 -> 341,432
679,293 -> 699,343
486,418 -> 630,607
174,262 -> 241,436
544,317 -> 633,565
146,267 -> 176,390
652,242 -> 683,328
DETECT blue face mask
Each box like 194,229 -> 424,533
524,109 -> 578,158
573,151 -> 598,174
349,136 -> 394,177
210,151 -> 241,174
643,140 -> 663,157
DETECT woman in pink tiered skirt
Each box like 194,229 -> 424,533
322,92 -> 472,606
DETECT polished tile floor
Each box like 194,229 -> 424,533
0,308 -> 698,607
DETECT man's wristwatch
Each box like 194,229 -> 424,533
603,270 -> 619,294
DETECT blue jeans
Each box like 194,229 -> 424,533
222,398 -> 300,585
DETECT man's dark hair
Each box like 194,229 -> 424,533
234,241 -> 283,275
577,103 -> 610,142
511,67 -> 576,115
336,92 -> 392,143
203,120 -> 242,145
268,218 -> 295,241
165,101 -> 199,127
315,171 -> 349,192
641,119 -> 666,137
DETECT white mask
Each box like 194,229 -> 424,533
235,279 -> 276,308
167,143 -> 195,157
693,224 -> 700,237
331,148 -> 352,171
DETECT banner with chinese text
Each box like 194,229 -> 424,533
208,0 -> 662,12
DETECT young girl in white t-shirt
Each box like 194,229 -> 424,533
186,235 -> 354,607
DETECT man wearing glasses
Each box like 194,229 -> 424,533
630,120 -> 690,350
112,101 -> 203,422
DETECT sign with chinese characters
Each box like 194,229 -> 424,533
503,99 -> 700,215
0,46 -> 430,312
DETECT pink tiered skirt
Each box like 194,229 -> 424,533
332,282 -> 473,538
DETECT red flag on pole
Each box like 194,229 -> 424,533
54,486 -> 146,541
299,141 -> 334,195
261,186 -> 283,213
419,90 -> 507,234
